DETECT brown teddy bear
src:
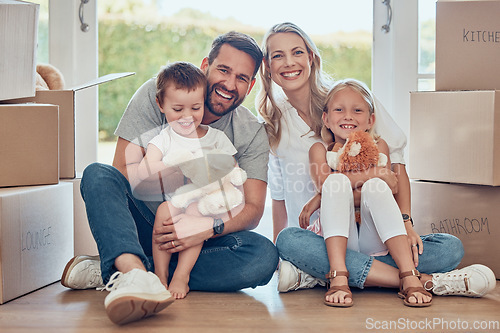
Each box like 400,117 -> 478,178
327,131 -> 387,173
35,63 -> 65,90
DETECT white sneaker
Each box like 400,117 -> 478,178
61,255 -> 104,289
102,268 -> 174,325
277,260 -> 326,293
428,264 -> 496,297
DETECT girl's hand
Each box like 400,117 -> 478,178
299,193 -> 321,229
405,222 -> 423,267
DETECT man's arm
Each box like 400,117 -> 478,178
113,137 -> 184,195
154,177 -> 267,253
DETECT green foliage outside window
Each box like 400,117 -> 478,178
98,18 -> 371,141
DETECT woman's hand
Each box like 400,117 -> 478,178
299,193 -> 321,229
153,213 -> 213,253
405,222 -> 423,267
373,167 -> 399,194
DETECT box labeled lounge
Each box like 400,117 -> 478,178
411,180 -> 500,276
4,73 -> 134,178
0,0 -> 39,100
410,90 -> 500,186
436,0 -> 500,91
0,103 -> 59,187
0,183 -> 73,304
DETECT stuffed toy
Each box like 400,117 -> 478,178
327,131 -> 387,172
167,150 -> 247,216
35,63 -> 65,91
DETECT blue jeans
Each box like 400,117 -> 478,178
80,163 -> 278,291
276,227 -> 464,289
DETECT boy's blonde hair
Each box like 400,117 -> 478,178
257,22 -> 332,152
321,78 -> 378,147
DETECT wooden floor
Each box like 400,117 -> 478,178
2,188 -> 499,332
0,273 -> 499,332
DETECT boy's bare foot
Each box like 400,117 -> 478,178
168,274 -> 190,299
156,273 -> 169,289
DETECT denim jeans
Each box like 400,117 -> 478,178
80,163 -> 278,291
276,227 -> 464,289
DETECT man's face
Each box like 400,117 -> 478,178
202,44 -> 256,118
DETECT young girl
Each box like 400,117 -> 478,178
308,79 -> 432,307
137,62 -> 242,299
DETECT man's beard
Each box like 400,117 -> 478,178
205,82 -> 244,117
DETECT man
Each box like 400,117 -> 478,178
61,31 -> 279,325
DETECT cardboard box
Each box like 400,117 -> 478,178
436,0 -> 500,91
0,103 -> 59,187
0,182 -> 73,304
0,0 -> 38,100
62,178 -> 98,256
410,90 -> 500,186
411,180 -> 500,276
2,73 -> 134,178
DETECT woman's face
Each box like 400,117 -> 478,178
266,32 -> 312,94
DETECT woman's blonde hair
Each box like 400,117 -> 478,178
320,78 -> 378,147
257,22 -> 331,152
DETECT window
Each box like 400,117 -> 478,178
96,0 -> 374,163
30,0 -> 49,63
418,0 -> 436,91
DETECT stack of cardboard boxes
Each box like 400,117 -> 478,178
0,0 -> 132,303
409,0 -> 500,276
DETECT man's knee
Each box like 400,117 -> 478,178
81,163 -> 124,198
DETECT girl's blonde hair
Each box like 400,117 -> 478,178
320,78 -> 379,147
257,22 -> 332,152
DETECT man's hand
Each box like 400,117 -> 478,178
153,213 -> 213,253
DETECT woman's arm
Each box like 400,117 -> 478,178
272,199 -> 288,244
393,163 -> 423,265
379,136 -> 422,264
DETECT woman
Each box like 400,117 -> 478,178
257,22 -> 494,303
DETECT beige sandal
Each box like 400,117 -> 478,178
398,269 -> 432,307
324,271 -> 353,307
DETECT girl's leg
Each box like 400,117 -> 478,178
168,202 -> 203,299
360,178 -> 431,305
153,201 -> 181,287
324,236 -> 352,305
385,235 -> 432,305
320,174 -> 357,305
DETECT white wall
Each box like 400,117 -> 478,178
49,0 -> 98,176
372,0 -> 418,164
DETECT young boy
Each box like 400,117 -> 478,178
137,62 -> 241,299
